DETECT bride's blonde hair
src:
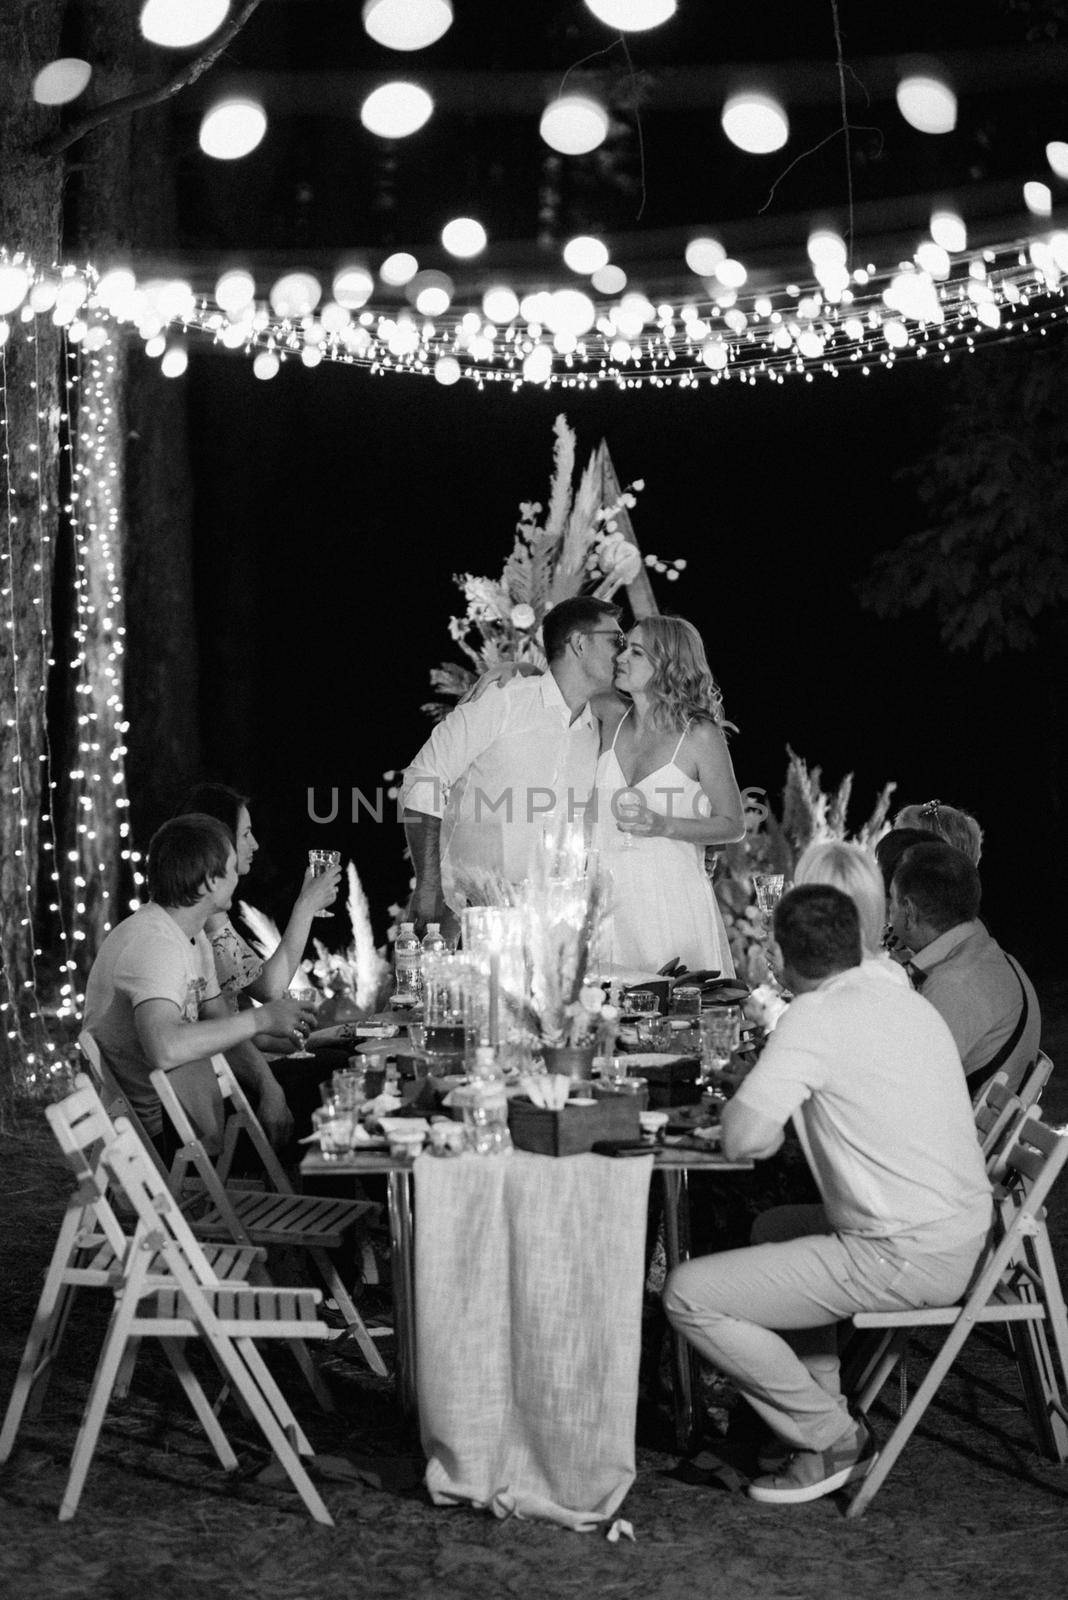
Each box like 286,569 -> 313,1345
632,616 -> 730,733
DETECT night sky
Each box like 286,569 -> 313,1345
159,1 -> 1067,967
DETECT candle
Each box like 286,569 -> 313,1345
488,951 -> 501,1050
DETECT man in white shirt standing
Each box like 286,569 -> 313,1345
400,597 -> 623,938
664,884 -> 992,1506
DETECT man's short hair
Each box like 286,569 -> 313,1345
773,884 -> 862,981
542,596 -> 622,663
147,814 -> 233,908
892,841 -> 981,934
873,826 -> 941,893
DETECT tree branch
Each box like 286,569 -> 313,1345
34,0 -> 265,160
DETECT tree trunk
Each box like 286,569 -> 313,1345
65,2 -> 202,925
0,1 -> 66,1098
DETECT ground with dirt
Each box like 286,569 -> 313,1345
2,981 -> 1067,1600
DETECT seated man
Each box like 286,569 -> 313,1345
888,841 -> 1041,1093
83,813 -> 315,1162
664,885 -> 992,1506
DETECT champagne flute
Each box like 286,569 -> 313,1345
308,848 -> 340,919
752,872 -> 786,989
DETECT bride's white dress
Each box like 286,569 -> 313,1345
591,714 -> 735,977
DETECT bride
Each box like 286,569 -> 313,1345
592,615 -> 744,976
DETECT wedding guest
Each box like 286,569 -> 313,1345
872,825 -> 940,895
592,616 -> 744,974
792,839 -> 907,985
888,841 -> 1041,1093
83,815 -> 314,1162
895,799 -> 983,864
176,783 -> 352,1142
664,885 -> 992,1505
176,782 -> 340,1019
400,596 -> 622,940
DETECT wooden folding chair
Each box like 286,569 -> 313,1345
1,1083 -> 332,1522
1018,1050 -> 1053,1112
0,1075 -> 270,1464
151,1053 -> 388,1377
61,1094 -> 334,1523
846,1115 -> 1068,1518
975,1080 -> 1026,1173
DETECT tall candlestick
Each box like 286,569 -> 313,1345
488,952 -> 501,1050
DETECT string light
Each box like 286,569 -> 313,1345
3,234 -> 1065,395
0,315 -> 59,1088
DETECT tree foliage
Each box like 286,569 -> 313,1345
860,341 -> 1068,657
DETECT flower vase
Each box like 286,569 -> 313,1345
540,1043 -> 596,1079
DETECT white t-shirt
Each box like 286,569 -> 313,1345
734,962 -> 992,1248
83,902 -> 220,1136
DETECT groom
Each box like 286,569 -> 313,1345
400,596 -> 622,939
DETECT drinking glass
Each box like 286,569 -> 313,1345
699,1008 -> 741,1103
287,986 -> 318,1058
671,985 -> 702,1017
621,988 -> 658,1019
418,952 -> 475,1067
752,873 -> 786,990
752,872 -> 785,917
614,787 -> 645,851
308,848 -> 341,919
312,1104 -> 355,1161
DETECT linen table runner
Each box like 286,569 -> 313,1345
416,1150 -> 652,1530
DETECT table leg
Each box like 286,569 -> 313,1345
387,1167 -> 417,1418
660,1167 -> 702,1453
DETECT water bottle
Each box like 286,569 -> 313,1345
393,920 -> 422,1007
421,922 -> 446,967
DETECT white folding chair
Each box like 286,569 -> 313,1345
847,1115 -> 1068,1518
975,1080 -> 1027,1175
77,1033 -> 342,1407
152,1052 -> 388,1376
2,1082 -> 335,1524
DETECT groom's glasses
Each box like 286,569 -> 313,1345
587,629 -> 627,648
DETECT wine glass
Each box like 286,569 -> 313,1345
287,986 -> 318,1058
614,787 -> 645,852
308,848 -> 340,919
752,872 -> 786,989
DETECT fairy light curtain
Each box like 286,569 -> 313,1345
0,322 -> 137,1095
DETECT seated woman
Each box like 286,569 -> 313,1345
593,616 -> 745,976
792,840 -> 908,985
176,782 -> 344,1136
894,799 -> 983,865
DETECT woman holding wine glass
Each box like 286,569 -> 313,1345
175,783 -> 345,1140
591,616 -> 745,976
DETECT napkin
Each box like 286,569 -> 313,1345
518,1073 -> 571,1110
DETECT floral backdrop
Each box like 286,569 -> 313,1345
274,415 -> 899,1005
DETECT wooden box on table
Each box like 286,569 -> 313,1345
508,1094 -> 641,1156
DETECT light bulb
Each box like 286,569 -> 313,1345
360,82 -> 433,138
140,0 -> 230,50
362,0 -> 453,52
199,98 -> 266,160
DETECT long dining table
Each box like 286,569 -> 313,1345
301,1138 -> 752,1455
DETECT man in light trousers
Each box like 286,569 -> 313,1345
664,884 -> 992,1505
